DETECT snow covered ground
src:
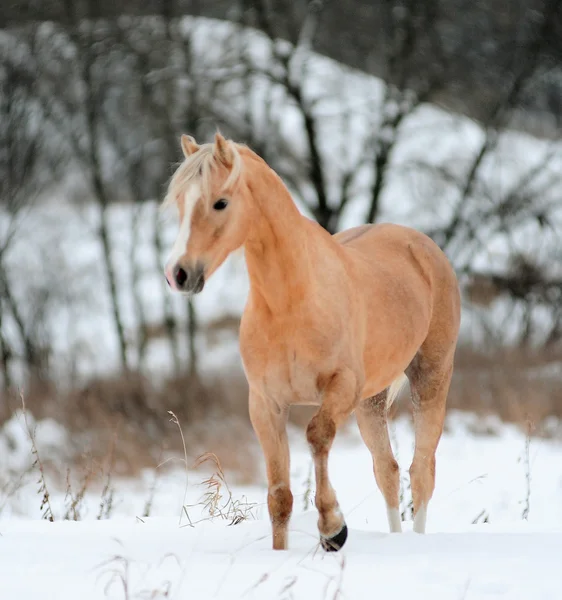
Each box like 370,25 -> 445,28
2,412 -> 562,599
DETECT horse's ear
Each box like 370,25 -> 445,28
213,132 -> 234,167
181,134 -> 199,158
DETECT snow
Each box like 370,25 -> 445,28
2,517 -> 561,600
2,412 -> 562,599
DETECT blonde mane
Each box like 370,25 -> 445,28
163,140 -> 243,209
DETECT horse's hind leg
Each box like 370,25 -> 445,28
406,353 -> 453,533
356,390 -> 402,532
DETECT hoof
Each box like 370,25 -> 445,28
320,524 -> 348,552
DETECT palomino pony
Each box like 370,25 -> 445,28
164,133 -> 461,551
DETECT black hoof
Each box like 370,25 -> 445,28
320,524 -> 348,552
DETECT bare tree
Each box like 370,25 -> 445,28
0,30 -> 65,390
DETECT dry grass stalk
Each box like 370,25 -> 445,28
97,549 -> 179,599
97,552 -> 131,600
143,446 -> 164,519
63,465 -> 96,521
98,426 -> 119,520
327,555 -> 346,600
98,475 -> 115,521
184,452 -> 256,526
278,575 -> 298,599
167,410 -> 190,526
472,509 -> 490,524
20,391 -> 54,521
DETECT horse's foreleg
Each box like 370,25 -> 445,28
306,368 -> 357,551
356,390 -> 402,533
249,391 -> 292,550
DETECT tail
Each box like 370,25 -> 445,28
386,373 -> 408,408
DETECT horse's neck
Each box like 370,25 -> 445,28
243,165 -> 317,313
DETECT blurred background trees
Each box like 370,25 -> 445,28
0,0 -> 561,450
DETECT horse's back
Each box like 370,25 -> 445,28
335,222 -> 433,254
334,223 -> 456,293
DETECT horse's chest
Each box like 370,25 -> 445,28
240,331 -> 323,406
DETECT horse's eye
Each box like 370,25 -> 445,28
213,199 -> 228,211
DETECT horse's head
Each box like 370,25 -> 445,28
163,133 -> 250,294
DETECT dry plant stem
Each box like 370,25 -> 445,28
143,476 -> 157,518
98,480 -> 115,521
98,426 -> 118,520
20,391 -> 54,521
472,509 -> 490,525
319,554 -> 346,600
143,446 -> 164,518
168,410 -> 189,525
64,469 -> 76,520
64,466 -> 95,521
278,575 -> 298,599
98,554 -> 131,600
186,452 -> 256,526
192,452 -> 229,519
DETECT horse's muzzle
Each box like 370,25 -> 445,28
166,262 -> 205,294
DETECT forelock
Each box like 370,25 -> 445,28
162,141 -> 243,210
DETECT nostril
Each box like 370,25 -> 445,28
175,267 -> 187,287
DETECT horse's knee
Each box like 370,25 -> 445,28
268,484 -> 293,525
306,413 -> 336,456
